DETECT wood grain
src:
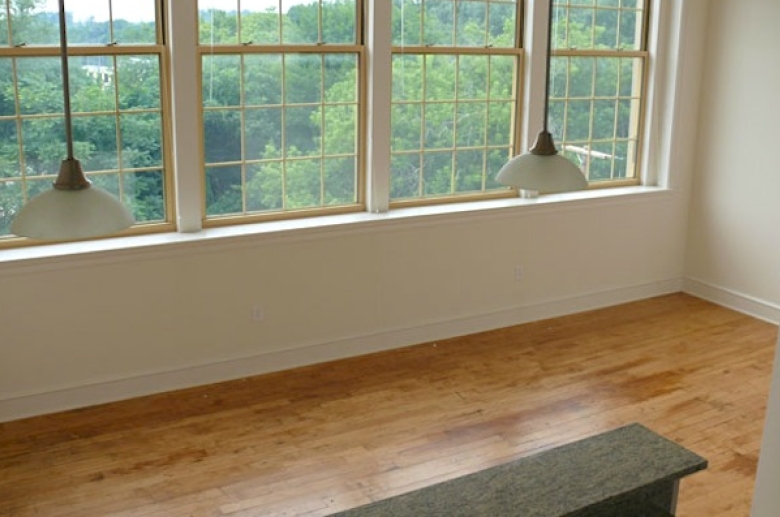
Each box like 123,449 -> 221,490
0,293 -> 776,516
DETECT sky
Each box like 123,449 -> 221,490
36,0 -> 315,23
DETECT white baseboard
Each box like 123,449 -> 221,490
684,277 -> 780,324
0,278 -> 683,423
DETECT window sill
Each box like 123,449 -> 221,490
0,186 -> 673,272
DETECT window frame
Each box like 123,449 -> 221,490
196,1 -> 368,228
387,0 -> 526,208
0,0 -> 176,245
548,0 -> 652,187
0,0 -> 669,250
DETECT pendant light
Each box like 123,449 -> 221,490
11,0 -> 134,241
496,0 -> 588,195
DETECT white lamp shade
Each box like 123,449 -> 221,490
11,187 -> 134,240
496,152 -> 588,194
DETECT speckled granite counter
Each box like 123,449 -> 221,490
329,423 -> 706,517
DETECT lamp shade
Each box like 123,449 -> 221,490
496,152 -> 588,194
10,186 -> 134,241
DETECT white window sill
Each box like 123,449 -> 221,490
0,186 -> 673,272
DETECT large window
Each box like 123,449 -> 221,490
549,0 -> 649,184
390,0 -> 522,205
0,0 -> 658,247
198,0 -> 363,223
0,0 -> 170,240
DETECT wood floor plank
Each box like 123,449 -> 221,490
0,293 -> 776,516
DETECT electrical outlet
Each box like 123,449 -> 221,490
514,265 -> 523,281
252,305 -> 264,322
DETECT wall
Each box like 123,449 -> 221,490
685,0 -> 780,322
0,192 -> 686,421
686,3 -> 780,514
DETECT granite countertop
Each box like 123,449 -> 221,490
329,423 -> 707,517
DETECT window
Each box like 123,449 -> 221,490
0,0 -> 171,240
0,0 -> 658,247
198,0 -> 364,223
390,0 -> 522,205
549,0 -> 649,184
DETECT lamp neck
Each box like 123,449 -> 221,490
530,130 -> 559,156
58,0 -> 74,161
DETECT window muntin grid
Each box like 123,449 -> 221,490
1,0 -> 158,46
0,1 -> 169,241
552,0 -> 647,52
198,0 -> 357,46
549,55 -> 642,181
549,0 -> 649,185
198,0 -> 363,221
390,0 -> 522,205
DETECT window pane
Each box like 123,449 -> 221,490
0,59 -> 12,116
487,1 -> 517,48
245,54 -> 283,106
390,152 -> 421,200
206,165 -> 243,216
282,0 -> 319,44
245,108 -> 283,161
392,0 -> 422,46
112,0 -> 157,44
454,149 -> 485,193
0,180 -> 22,236
202,55 -> 241,107
9,1 -> 59,46
284,54 -> 323,104
22,117 -> 65,176
392,103 -> 423,152
73,114 -> 118,171
0,6 -> 8,46
322,0 -> 356,44
239,0 -> 282,44
422,150 -> 454,196
199,1 -> 239,44
0,120 -> 20,177
67,1 -> 111,44
246,161 -> 283,212
17,58 -> 63,116
392,54 -> 424,102
204,109 -> 242,163
285,158 -> 321,207
123,170 -> 166,222
323,156 -> 357,205
69,56 -> 117,113
118,56 -> 161,110
120,112 -> 163,169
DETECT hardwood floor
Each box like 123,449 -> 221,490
1,293 -> 777,516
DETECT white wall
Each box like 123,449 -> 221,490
685,0 -> 780,321
0,192 -> 688,421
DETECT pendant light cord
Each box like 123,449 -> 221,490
58,0 -> 74,161
542,0 -> 554,134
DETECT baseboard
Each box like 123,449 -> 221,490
0,278 -> 683,423
684,277 -> 780,324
